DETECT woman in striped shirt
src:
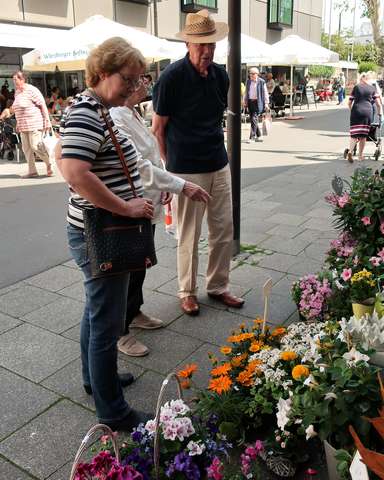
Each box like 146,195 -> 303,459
57,37 -> 155,432
12,71 -> 53,178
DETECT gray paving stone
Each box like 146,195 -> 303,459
24,266 -> 83,292
141,290 -> 183,325
244,200 -> 282,213
302,217 -> 335,231
0,400 -> 94,479
287,255 -> 323,276
266,224 -> 305,239
62,259 -> 78,269
0,324 -> 79,382
277,203 -> 316,216
257,252 -> 297,273
238,231 -> 269,246
0,367 -> 58,440
304,240 -> 331,262
272,274 -> 300,297
239,214 -> 278,234
0,457 -> 34,480
61,323 -> 80,342
260,235 -> 311,255
241,189 -> 272,204
57,281 -> 85,302
0,285 -> 61,317
47,462 -> 72,480
237,289 -> 296,325
42,357 -> 144,411
229,264 -> 284,290
0,281 -> 27,297
169,306 -> 252,346
155,246 -> 178,270
128,329 -> 202,374
0,312 -> 21,333
267,213 -> 307,226
21,297 -> 83,334
305,207 -> 332,219
142,264 -> 177,290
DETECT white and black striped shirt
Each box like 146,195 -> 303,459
60,94 -> 143,229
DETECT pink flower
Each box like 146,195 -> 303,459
378,248 -> 384,260
380,223 -> 384,235
370,256 -> 382,267
207,457 -> 224,480
337,192 -> 350,208
341,268 -> 352,281
361,216 -> 371,225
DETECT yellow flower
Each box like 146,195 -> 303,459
254,318 -> 264,325
220,346 -> 232,355
280,351 -> 298,361
249,342 -> 262,353
211,362 -> 232,377
208,375 -> 232,394
292,365 -> 310,380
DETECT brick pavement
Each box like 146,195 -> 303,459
0,104 -> 374,479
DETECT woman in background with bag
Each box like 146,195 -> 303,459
57,37 -> 154,432
12,71 -> 53,178
110,82 -> 210,358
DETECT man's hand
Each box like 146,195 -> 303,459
182,181 -> 210,202
161,192 -> 173,205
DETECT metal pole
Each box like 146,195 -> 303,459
328,0 -> 333,50
153,0 -> 161,78
290,64 -> 293,116
227,0 -> 241,256
351,0 -> 357,61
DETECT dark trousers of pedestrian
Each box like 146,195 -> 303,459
248,99 -> 261,139
337,87 -> 344,104
123,224 -> 156,335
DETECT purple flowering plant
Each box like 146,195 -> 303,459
291,273 -> 332,322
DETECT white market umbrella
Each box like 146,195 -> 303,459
22,15 -> 177,72
270,35 -> 339,117
214,33 -> 273,65
0,22 -> 65,49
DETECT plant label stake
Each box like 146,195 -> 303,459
262,278 -> 273,334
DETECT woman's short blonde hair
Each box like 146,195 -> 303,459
85,37 -> 146,87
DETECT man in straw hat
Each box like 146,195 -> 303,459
152,9 -> 245,315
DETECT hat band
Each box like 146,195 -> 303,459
184,27 -> 217,37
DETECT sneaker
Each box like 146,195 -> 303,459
104,409 -> 153,432
130,312 -> 164,330
117,334 -> 149,357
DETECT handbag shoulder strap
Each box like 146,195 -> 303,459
83,88 -> 138,199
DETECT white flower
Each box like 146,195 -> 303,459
305,425 -> 317,440
324,392 -> 337,400
168,399 -> 190,416
303,374 -> 317,387
276,397 -> 292,431
343,347 -> 370,367
187,440 -> 205,456
144,419 -> 156,434
281,442 -> 286,448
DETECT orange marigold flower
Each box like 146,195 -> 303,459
180,379 -> 191,390
177,363 -> 198,378
247,359 -> 262,371
211,362 -> 232,377
227,335 -> 241,343
249,342 -> 262,353
220,346 -> 232,355
254,318 -> 264,325
209,375 -> 232,394
280,351 -> 298,361
292,364 -> 310,380
271,327 -> 286,337
231,353 -> 248,367
236,370 -> 253,386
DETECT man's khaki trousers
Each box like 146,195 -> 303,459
175,164 -> 233,299
20,131 -> 50,174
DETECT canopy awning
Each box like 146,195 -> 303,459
214,33 -> 273,65
0,22 -> 67,49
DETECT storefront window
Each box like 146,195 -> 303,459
181,0 -> 218,13
268,0 -> 293,29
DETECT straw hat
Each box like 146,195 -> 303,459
175,9 -> 228,43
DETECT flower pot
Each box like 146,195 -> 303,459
352,302 -> 375,319
375,296 -> 384,318
323,440 -> 341,480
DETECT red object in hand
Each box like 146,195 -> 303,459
165,204 -> 172,225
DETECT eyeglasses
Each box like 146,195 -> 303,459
117,72 -> 142,90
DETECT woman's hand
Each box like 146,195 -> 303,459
124,197 -> 154,219
161,192 -> 173,205
182,181 -> 211,203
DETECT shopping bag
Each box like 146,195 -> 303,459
262,113 -> 272,136
39,129 -> 59,161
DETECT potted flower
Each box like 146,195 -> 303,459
291,273 -> 332,322
349,269 -> 377,318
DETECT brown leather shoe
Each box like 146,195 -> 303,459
180,296 -> 200,316
208,291 -> 245,308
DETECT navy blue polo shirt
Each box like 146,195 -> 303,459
152,54 -> 229,174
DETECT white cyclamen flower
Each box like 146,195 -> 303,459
187,440 -> 205,456
305,424 -> 317,440
276,397 -> 292,431
342,347 -> 369,367
324,392 -> 337,400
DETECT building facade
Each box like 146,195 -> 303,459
0,0 -> 323,94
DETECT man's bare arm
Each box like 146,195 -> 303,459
152,112 -> 169,164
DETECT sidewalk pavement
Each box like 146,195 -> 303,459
0,103 -> 373,479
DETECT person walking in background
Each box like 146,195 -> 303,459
57,37 -> 154,431
152,9 -> 245,316
337,72 -> 346,104
110,82 -> 209,356
244,67 -> 269,143
12,71 -> 52,178
345,72 -> 382,163
265,72 -> 275,95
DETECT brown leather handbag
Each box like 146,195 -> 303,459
83,108 -> 156,278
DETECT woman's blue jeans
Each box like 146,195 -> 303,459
67,223 -> 131,423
